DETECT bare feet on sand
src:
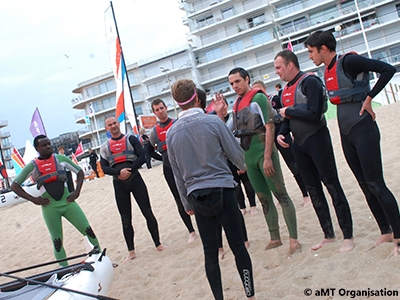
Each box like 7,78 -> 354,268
187,231 -> 197,243
302,196 -> 311,207
241,208 -> 247,216
338,238 -> 355,253
156,244 -> 166,251
374,233 -> 393,246
265,239 -> 283,250
287,238 -> 301,259
218,247 -> 226,260
250,206 -> 257,215
123,250 -> 137,263
392,239 -> 400,256
310,238 -> 336,250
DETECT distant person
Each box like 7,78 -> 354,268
167,79 -> 255,300
57,146 -> 75,193
214,67 -> 300,257
252,80 -> 310,207
139,128 -> 152,169
100,116 -> 165,263
274,50 -> 354,252
149,98 -> 197,243
305,30 -> 400,255
11,135 -> 100,266
88,148 -> 99,178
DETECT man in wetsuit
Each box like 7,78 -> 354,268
305,30 -> 400,255
148,98 -> 197,243
167,79 -> 255,300
274,50 -> 354,252
11,135 -> 100,266
252,80 -> 310,207
100,116 -> 164,263
214,67 -> 301,257
88,148 -> 99,178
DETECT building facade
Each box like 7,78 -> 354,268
72,0 -> 400,149
0,120 -> 13,170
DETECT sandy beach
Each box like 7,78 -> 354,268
1,102 -> 400,300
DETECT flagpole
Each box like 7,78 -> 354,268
109,1 -> 139,134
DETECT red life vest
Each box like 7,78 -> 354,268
233,88 -> 266,113
153,119 -> 175,153
32,154 -> 66,188
107,135 -> 136,166
281,73 -> 313,109
324,52 -> 370,105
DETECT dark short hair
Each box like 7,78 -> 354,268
275,83 -> 282,89
275,50 -> 300,69
304,30 -> 337,52
33,134 -> 48,148
228,67 -> 251,84
197,88 -> 207,109
151,98 -> 167,112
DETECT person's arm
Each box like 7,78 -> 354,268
126,135 -> 145,171
148,128 -> 163,161
253,94 -> 275,177
57,154 -> 84,203
11,163 -> 50,206
100,145 -> 120,176
343,54 -> 396,119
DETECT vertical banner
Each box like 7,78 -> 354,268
75,141 -> 84,157
29,107 -> 47,138
11,148 -> 25,176
105,2 -> 139,135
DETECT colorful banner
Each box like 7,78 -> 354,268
75,141 -> 84,157
11,148 -> 25,176
0,160 -> 8,178
105,4 -> 139,135
29,107 -> 47,138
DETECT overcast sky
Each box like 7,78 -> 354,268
0,0 -> 189,150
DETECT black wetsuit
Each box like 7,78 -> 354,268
100,134 -> 161,251
327,54 -> 400,238
89,151 -> 99,178
271,91 -> 308,198
149,119 -> 196,234
279,72 -> 353,240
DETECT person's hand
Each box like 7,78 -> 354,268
212,93 -> 228,119
31,197 -> 51,206
67,191 -> 80,203
277,134 -> 290,148
237,169 -> 246,175
279,107 -> 288,118
263,156 -> 275,177
360,96 -> 376,121
186,209 -> 194,216
118,168 -> 132,180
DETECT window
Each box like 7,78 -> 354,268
205,48 -> 222,62
131,88 -> 140,100
252,31 -> 271,46
208,64 -> 226,78
201,30 -> 218,45
255,48 -> 274,63
247,13 -> 266,28
233,56 -> 248,68
197,14 -> 214,28
397,4 -> 400,18
221,6 -> 234,19
230,40 -> 244,53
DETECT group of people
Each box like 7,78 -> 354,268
10,30 -> 399,300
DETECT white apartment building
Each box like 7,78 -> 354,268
72,0 -> 400,150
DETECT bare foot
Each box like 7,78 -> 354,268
250,206 -> 257,215
392,238 -> 400,256
374,233 -> 393,246
310,238 -> 336,250
218,247 -> 226,260
156,244 -> 166,251
265,240 -> 283,250
244,241 -> 250,249
187,231 -> 197,243
338,238 -> 355,253
302,196 -> 311,207
288,238 -> 301,259
241,208 -> 247,216
123,250 -> 137,263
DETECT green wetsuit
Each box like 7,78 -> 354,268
14,154 -> 100,266
233,93 -> 298,241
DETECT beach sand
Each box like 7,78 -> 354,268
1,103 -> 400,299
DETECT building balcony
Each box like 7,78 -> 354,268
0,131 -> 10,139
0,120 -> 8,129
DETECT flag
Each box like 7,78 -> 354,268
71,153 -> 79,165
29,107 -> 47,138
11,148 -> 25,175
84,115 -> 91,125
75,141 -> 84,157
0,160 -> 8,178
89,103 -> 94,117
287,39 -> 293,52
105,4 -> 139,135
